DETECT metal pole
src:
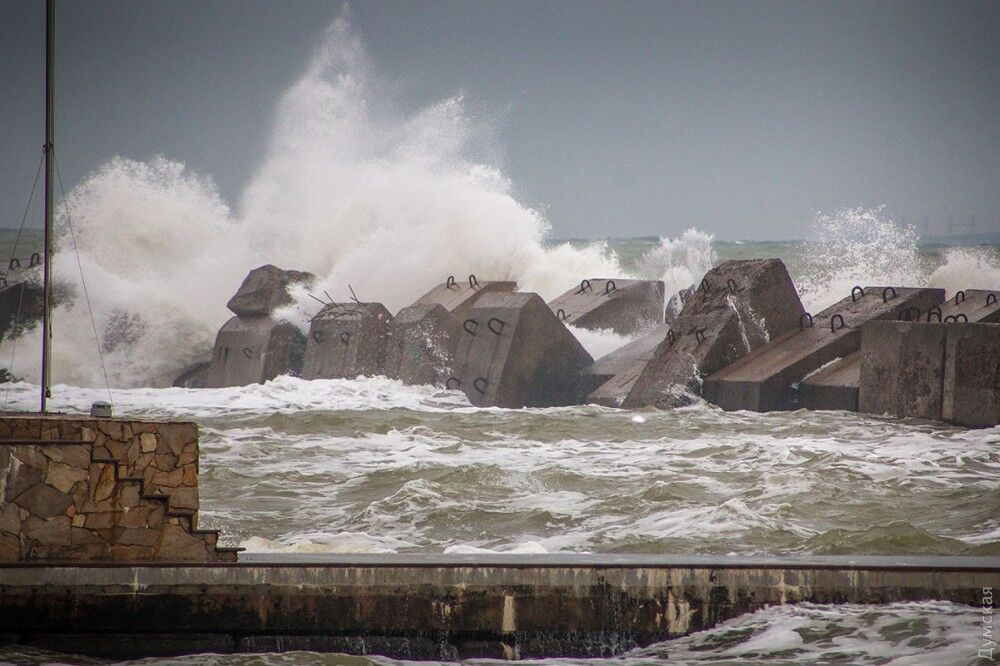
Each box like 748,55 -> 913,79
41,0 -> 54,412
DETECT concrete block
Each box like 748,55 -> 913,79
800,289 -> 999,412
798,352 -> 860,412
302,303 -> 392,380
583,325 -> 669,407
857,321 -> 948,420
548,278 -> 665,336
926,289 -> 1000,324
226,265 -> 314,317
411,275 -> 517,321
623,259 -> 805,408
704,286 -> 945,411
942,323 -> 1000,428
448,292 -> 593,407
204,317 -> 306,388
382,304 -> 461,387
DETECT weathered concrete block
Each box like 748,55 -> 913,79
583,325 -> 669,407
704,286 -> 945,411
928,289 -> 1000,324
382,304 -> 461,387
226,265 -> 314,317
798,352 -> 860,412
622,259 -> 804,408
942,323 -> 1000,428
548,279 -> 665,336
800,289 -> 1000,412
204,317 -> 306,388
857,321 -> 948,420
449,292 -> 593,407
302,303 -> 392,380
411,275 -> 517,321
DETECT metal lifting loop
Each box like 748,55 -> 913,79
726,278 -> 739,294
29,252 -> 41,267
927,306 -> 942,323
578,278 -> 592,294
882,287 -> 897,303
312,330 -> 324,343
900,307 -> 921,321
988,293 -> 998,306
340,331 -> 351,345
487,317 -> 506,335
556,308 -> 568,321
955,290 -> 966,305
445,275 -> 456,289
473,377 -> 489,394
694,329 -> 706,345
8,258 -> 19,271
666,329 -> 676,346
945,313 -> 968,323
463,319 -> 479,336
468,274 -> 479,289
830,314 -> 846,333
699,278 -> 710,293
799,312 -> 814,330
242,347 -> 253,359
604,280 -> 617,295
445,377 -> 461,390
851,286 -> 865,303
0,278 -> 6,289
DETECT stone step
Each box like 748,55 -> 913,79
703,286 -> 945,411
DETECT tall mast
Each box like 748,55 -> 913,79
41,0 -> 54,412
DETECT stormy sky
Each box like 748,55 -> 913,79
2,0 -> 998,240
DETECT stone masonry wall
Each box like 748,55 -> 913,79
0,415 -> 236,562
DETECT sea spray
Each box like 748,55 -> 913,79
795,206 -> 929,311
1,11 -> 622,388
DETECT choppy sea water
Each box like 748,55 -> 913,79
2,235 -> 999,663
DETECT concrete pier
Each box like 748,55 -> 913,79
0,553 -> 995,660
703,287 -> 945,411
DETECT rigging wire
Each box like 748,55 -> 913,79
2,150 -> 45,410
54,150 -> 115,408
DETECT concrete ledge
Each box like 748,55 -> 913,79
1,554 -> 996,659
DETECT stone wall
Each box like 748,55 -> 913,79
0,415 -> 237,562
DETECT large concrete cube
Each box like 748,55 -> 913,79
382,304 -> 461,387
942,323 -> 1000,428
800,288 -> 999,413
302,303 -> 393,380
412,275 -> 517,321
857,321 -> 948,420
704,286 -> 945,412
622,259 -> 804,408
205,316 -> 306,388
547,278 -> 664,336
448,292 -> 593,408
226,265 -> 314,317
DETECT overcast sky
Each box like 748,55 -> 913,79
2,0 -> 998,240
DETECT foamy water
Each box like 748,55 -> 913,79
1,8 -> 998,664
